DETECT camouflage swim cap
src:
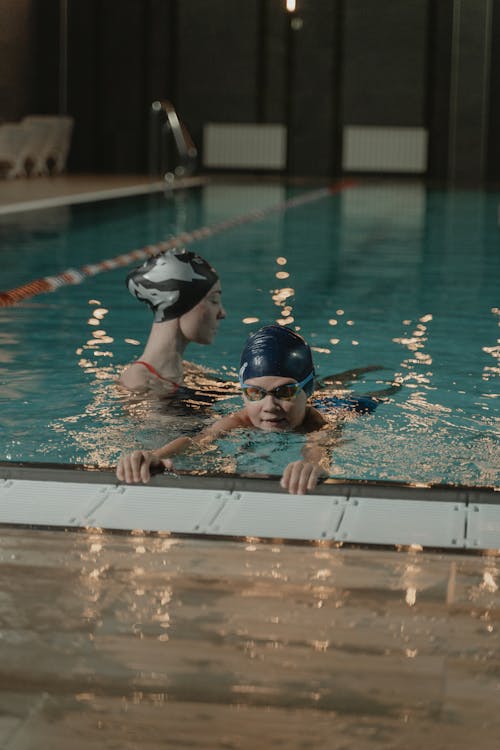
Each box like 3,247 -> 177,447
126,248 -> 218,322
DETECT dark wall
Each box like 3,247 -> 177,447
341,0 -> 428,127
487,0 -> 500,182
8,0 -> 500,181
177,0 -> 261,132
287,1 -> 342,176
0,0 -> 35,120
65,0 -> 292,174
426,0 -> 453,182
31,0 -> 60,113
65,0 -> 177,172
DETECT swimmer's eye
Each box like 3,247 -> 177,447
240,372 -> 313,401
241,384 -> 300,401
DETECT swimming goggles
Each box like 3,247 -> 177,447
240,372 -> 314,401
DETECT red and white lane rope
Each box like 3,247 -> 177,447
0,180 -> 355,308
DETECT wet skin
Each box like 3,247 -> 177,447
179,281 -> 226,345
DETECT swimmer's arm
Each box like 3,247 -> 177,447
133,411 -> 248,463
116,410 -> 250,484
281,415 -> 334,495
193,409 -> 252,444
302,428 -> 332,470
116,434 -> 205,484
151,410 -> 249,458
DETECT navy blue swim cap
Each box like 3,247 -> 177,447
126,247 -> 218,323
239,325 -> 315,396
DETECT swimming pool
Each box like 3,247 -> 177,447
0,180 -> 498,488
1,180 -> 498,749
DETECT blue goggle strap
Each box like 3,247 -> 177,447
239,370 -> 314,393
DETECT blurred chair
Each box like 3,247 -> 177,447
0,122 -> 32,178
21,115 -> 74,175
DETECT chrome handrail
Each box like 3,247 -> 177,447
149,100 -> 198,180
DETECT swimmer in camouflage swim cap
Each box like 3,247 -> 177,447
118,248 -> 226,394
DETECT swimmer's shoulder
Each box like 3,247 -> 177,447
200,408 -> 252,440
116,361 -> 183,397
302,405 -> 328,432
116,362 -> 148,390
220,408 -> 253,430
115,373 -> 177,397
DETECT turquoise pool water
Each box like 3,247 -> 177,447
0,181 -> 498,487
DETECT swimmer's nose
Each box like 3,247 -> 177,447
262,393 -> 281,408
218,305 -> 227,320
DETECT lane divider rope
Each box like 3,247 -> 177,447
0,180 -> 355,308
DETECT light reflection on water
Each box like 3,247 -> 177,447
0,184 -> 498,487
1,303 -> 498,485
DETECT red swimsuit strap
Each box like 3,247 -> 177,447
134,360 -> 180,390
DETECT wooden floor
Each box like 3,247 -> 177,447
0,526 -> 499,750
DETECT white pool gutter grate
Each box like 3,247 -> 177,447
0,466 -> 498,551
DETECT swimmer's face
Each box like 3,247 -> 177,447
242,375 -> 308,432
179,281 -> 226,345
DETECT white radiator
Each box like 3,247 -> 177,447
203,123 -> 287,169
342,126 -> 428,173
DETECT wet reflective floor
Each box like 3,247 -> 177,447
0,528 -> 499,749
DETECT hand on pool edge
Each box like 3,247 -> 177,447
280,460 -> 328,495
116,450 -> 175,484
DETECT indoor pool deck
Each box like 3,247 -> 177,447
0,173 -> 207,214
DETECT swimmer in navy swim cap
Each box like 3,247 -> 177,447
118,248 -> 226,394
238,325 -> 315,397
117,325 -> 332,494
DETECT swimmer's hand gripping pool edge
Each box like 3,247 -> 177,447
115,445 -> 187,484
115,446 -> 328,495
